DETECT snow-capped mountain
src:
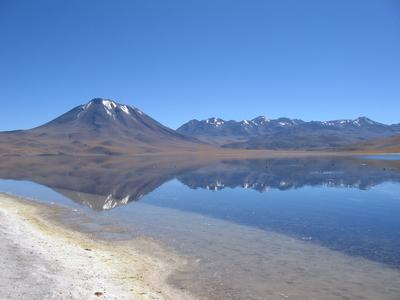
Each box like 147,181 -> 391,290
178,116 -> 386,135
38,98 -> 204,145
0,98 -> 204,155
177,116 -> 400,149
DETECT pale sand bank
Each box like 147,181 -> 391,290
2,192 -> 400,300
0,193 -> 194,300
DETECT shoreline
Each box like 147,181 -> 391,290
0,193 -> 194,300
2,191 -> 400,299
1,149 -> 397,159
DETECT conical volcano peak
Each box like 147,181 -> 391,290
20,97 -> 203,154
84,98 -> 143,116
89,98 -> 116,104
86,98 -> 118,109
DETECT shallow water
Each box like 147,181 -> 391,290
1,155 -> 400,299
358,154 -> 400,161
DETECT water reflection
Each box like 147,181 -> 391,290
0,155 -> 211,210
178,157 -> 400,191
1,154 -> 400,298
0,155 -> 399,210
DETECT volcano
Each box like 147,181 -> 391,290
0,98 -> 206,155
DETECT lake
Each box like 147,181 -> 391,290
1,154 -> 400,299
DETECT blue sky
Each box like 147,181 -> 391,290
0,0 -> 399,130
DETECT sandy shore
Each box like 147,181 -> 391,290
0,193 -> 194,300
2,191 -> 400,300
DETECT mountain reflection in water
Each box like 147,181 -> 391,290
0,155 -> 399,210
1,154 -> 400,268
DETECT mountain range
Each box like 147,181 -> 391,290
177,116 -> 400,150
0,98 -> 399,155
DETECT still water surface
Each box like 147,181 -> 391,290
1,155 -> 400,299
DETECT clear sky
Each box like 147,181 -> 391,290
0,0 -> 399,130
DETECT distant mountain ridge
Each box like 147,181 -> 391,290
177,116 -> 400,150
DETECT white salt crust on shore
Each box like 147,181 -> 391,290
0,194 -> 194,300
